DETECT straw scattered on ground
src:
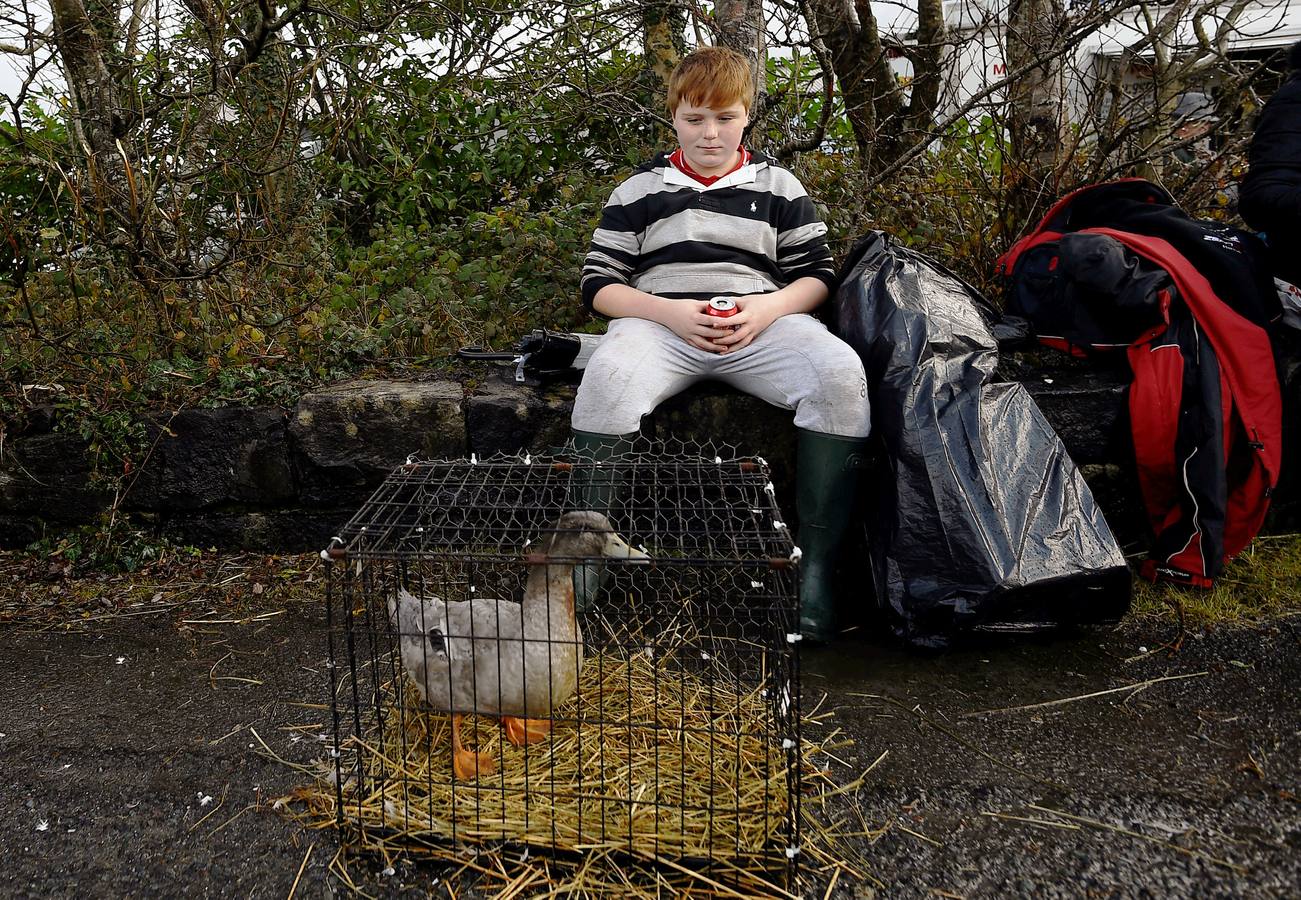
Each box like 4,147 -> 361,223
281,645 -> 862,897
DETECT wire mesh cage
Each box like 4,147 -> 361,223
323,439 -> 803,887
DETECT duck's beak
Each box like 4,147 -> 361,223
607,533 -> 651,563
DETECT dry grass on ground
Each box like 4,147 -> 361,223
1129,534 -> 1301,626
4,534 -> 1301,631
0,549 -> 323,629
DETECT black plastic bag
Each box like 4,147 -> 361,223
833,232 -> 1131,647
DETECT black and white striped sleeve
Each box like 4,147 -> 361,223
775,182 -> 835,292
581,183 -> 643,313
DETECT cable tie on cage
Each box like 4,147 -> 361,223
756,456 -> 767,467
523,452 -> 532,465
714,455 -> 722,464
773,520 -> 787,530
750,580 -> 763,589
790,546 -> 803,563
786,846 -> 800,859
786,632 -> 803,643
763,481 -> 776,496
782,738 -> 796,750
405,453 -> 417,465
470,453 -> 478,465
320,536 -> 346,561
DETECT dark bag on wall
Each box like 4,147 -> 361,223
833,231 -> 1131,647
456,330 -> 595,384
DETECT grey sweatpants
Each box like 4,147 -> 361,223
571,314 -> 871,438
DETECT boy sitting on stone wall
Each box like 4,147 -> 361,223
572,46 -> 870,642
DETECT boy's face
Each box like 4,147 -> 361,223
672,99 -> 749,177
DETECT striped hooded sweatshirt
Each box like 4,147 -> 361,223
580,151 -> 836,312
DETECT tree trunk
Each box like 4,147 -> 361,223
805,0 -> 903,170
643,0 -> 686,110
51,0 -> 125,189
1132,0 -> 1193,182
1006,0 -> 1066,226
906,0 -> 946,135
715,0 -> 766,106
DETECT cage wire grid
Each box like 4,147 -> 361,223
323,439 -> 803,888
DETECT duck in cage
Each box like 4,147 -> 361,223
323,439 -> 805,885
387,510 -> 649,779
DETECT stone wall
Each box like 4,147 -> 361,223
2,358 -> 1295,553
0,374 -> 795,551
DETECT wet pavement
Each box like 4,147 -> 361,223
1,603 -> 1297,898
803,621 -> 1301,897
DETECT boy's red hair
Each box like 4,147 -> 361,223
667,46 -> 754,115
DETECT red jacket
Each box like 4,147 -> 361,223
1001,181 -> 1283,587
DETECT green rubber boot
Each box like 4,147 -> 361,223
796,429 -> 870,643
569,430 -> 638,609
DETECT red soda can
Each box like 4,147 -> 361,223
706,297 -> 739,329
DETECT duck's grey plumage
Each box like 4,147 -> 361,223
388,511 -> 647,718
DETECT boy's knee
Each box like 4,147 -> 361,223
783,330 -> 866,405
800,342 -> 870,438
572,379 -> 648,434
822,345 -> 868,405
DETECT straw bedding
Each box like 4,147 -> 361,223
334,646 -> 794,864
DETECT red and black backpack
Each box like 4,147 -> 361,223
999,179 -> 1283,587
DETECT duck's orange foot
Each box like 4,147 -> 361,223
452,746 -> 496,780
503,715 -> 552,746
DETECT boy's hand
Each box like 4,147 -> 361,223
713,294 -> 783,353
655,299 -> 734,352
